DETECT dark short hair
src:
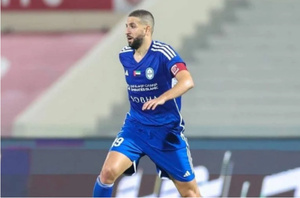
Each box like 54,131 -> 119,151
128,9 -> 155,33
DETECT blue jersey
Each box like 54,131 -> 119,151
119,40 -> 186,129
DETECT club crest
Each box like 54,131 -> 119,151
146,67 -> 154,80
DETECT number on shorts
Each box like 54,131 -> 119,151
112,137 -> 124,147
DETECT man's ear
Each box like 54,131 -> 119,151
145,25 -> 151,35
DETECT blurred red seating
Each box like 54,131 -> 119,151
1,32 -> 106,136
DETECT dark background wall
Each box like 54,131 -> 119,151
2,138 -> 300,197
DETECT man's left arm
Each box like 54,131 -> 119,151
142,70 -> 194,110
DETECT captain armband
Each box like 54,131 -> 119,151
171,63 -> 187,77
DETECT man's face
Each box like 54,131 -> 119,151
125,17 -> 147,49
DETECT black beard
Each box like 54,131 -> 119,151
129,35 -> 144,49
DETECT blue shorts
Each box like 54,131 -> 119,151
109,118 -> 195,182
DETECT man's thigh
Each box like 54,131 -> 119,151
109,128 -> 145,175
145,145 -> 195,182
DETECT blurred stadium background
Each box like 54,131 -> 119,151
1,0 -> 300,197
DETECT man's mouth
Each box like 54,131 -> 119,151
127,36 -> 133,42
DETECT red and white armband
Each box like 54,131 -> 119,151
170,63 -> 187,77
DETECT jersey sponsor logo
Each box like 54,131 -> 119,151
125,70 -> 129,76
145,67 -> 154,80
128,83 -> 158,92
130,95 -> 157,103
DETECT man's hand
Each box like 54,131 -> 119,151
142,70 -> 194,111
142,96 -> 167,110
